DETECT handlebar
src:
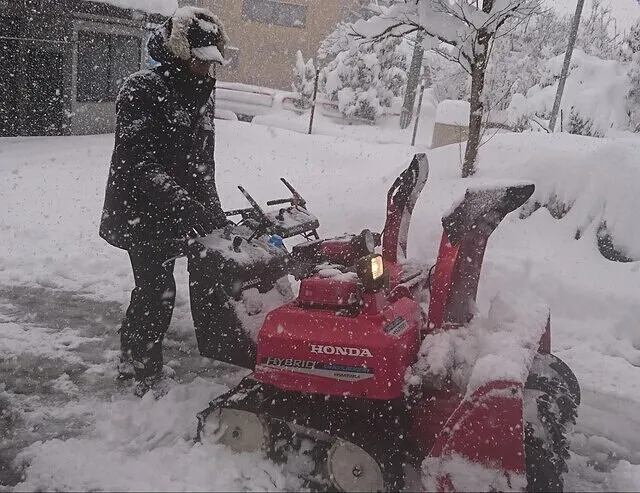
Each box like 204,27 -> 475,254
266,198 -> 293,206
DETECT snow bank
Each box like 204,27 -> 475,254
87,0 -> 178,15
481,135 -> 640,260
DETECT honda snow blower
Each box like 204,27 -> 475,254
191,154 -> 580,492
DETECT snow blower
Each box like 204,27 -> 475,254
192,153 -> 580,492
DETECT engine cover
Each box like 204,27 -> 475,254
254,297 -> 422,400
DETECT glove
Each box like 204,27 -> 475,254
182,200 -> 217,237
212,212 -> 233,229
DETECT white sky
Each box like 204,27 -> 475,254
548,0 -> 640,34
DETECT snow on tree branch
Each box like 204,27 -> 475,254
351,0 -> 541,72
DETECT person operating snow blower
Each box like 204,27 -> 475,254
98,7 -> 230,397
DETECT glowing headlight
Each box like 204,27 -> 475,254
370,255 -> 384,280
357,253 -> 388,293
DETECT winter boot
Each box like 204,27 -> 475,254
116,350 -> 136,381
133,365 -> 177,399
117,324 -> 137,381
131,341 -> 176,398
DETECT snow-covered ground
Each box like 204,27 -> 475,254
1,114 -> 640,491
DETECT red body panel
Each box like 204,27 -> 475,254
297,277 -> 359,307
426,381 -> 526,491
320,238 -> 361,266
255,296 -> 422,399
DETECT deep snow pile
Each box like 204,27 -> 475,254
1,120 -> 640,491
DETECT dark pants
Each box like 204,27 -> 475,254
119,240 -> 255,378
119,241 -> 185,377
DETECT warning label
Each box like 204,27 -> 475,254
384,316 -> 410,337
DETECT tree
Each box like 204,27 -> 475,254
352,0 -> 541,177
626,22 -> 640,131
292,50 -> 316,110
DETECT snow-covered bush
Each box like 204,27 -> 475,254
525,50 -> 631,136
292,50 -> 316,110
321,33 -> 410,121
506,93 -> 533,132
565,107 -> 605,138
620,19 -> 640,61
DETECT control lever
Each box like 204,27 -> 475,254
279,178 -> 307,208
238,186 -> 270,223
237,185 -> 272,241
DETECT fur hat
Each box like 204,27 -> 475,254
165,7 -> 229,64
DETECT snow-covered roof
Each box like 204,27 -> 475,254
87,0 -> 178,16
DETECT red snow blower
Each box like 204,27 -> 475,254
193,154 -> 580,492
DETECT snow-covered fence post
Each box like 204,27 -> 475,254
308,68 -> 320,135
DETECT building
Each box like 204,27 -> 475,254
0,0 -> 358,137
0,0 -> 165,137
189,0 -> 357,90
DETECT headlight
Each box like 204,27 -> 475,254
356,253 -> 388,292
370,255 -> 384,280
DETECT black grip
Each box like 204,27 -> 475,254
266,198 -> 292,206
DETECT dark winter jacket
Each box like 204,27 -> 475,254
99,28 -> 226,250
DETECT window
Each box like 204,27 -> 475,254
77,31 -> 141,103
242,0 -> 307,29
225,46 -> 240,70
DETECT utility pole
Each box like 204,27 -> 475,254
411,83 -> 426,146
549,0 -> 585,132
400,31 -> 424,129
